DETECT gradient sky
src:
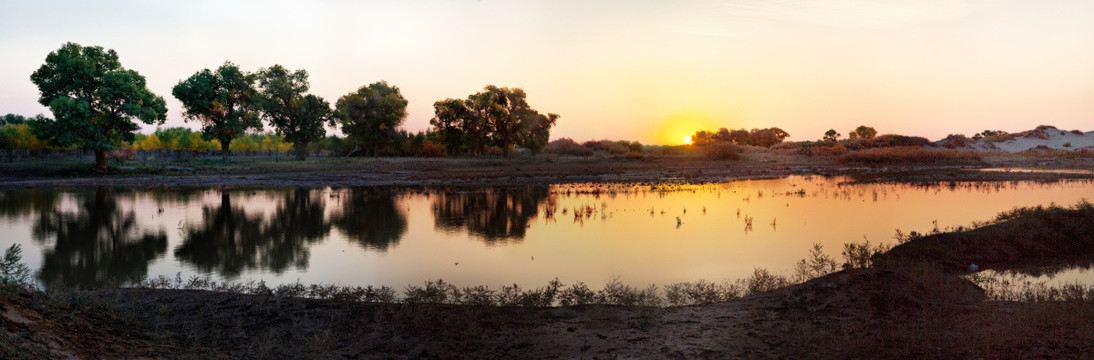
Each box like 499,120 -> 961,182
2,0 -> 1092,145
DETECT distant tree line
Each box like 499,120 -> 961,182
20,42 -> 560,170
690,127 -> 790,148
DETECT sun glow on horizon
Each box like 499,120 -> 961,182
683,136 -> 692,145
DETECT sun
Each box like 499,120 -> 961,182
683,136 -> 693,145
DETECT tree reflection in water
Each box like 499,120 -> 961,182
32,189 -> 167,287
0,189 -> 60,220
331,188 -> 407,252
175,189 -> 330,278
431,186 -> 551,244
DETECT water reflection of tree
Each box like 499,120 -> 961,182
431,186 -> 550,244
32,189 -> 167,287
0,190 -> 60,220
262,188 -> 331,271
331,189 -> 406,252
174,189 -> 330,278
173,191 -> 266,277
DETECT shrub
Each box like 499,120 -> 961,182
701,143 -> 740,160
0,244 -> 31,289
745,268 -> 790,295
939,134 -> 970,149
813,144 -> 849,157
844,134 -> 930,150
545,138 -> 592,156
418,141 -> 446,157
793,243 -> 838,282
838,147 -> 981,164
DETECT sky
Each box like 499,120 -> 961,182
1,0 -> 1092,145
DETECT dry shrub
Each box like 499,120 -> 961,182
700,143 -> 740,160
418,141 -> 445,157
1020,148 -> 1094,159
111,144 -> 137,162
845,134 -> 930,150
545,138 -> 592,156
939,134 -> 970,149
838,147 -> 982,164
745,268 -> 790,295
813,144 -> 848,157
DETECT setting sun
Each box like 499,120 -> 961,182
683,136 -> 692,145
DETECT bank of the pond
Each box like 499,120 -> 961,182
1,155 -> 1091,188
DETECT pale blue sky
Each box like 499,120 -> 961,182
2,0 -> 1092,144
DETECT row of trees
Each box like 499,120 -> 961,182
822,125 -> 878,143
690,127 -> 791,148
24,42 -> 561,170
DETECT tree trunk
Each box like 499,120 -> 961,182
94,150 -> 107,172
295,142 -> 307,161
221,140 -> 231,162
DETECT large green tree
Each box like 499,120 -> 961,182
256,65 -> 331,160
172,62 -> 261,161
334,81 -> 408,156
430,85 -> 558,156
29,42 -> 167,171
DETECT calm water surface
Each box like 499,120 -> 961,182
1,176 -> 1091,289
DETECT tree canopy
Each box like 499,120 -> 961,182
691,127 -> 790,148
29,42 -> 167,170
256,65 -> 331,160
334,81 -> 408,156
172,62 -> 261,161
823,129 -> 841,143
430,85 -> 558,156
848,125 -> 877,141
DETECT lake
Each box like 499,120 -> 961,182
2,175 -> 1092,289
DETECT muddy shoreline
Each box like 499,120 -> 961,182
1,156 -> 1092,188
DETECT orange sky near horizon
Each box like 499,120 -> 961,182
1,0 -> 1092,145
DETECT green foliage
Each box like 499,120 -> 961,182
1,114 -> 28,126
173,62 -> 262,160
29,42 -> 167,170
335,81 -> 408,156
0,244 -> 32,289
257,65 -> 331,160
0,123 -> 49,150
